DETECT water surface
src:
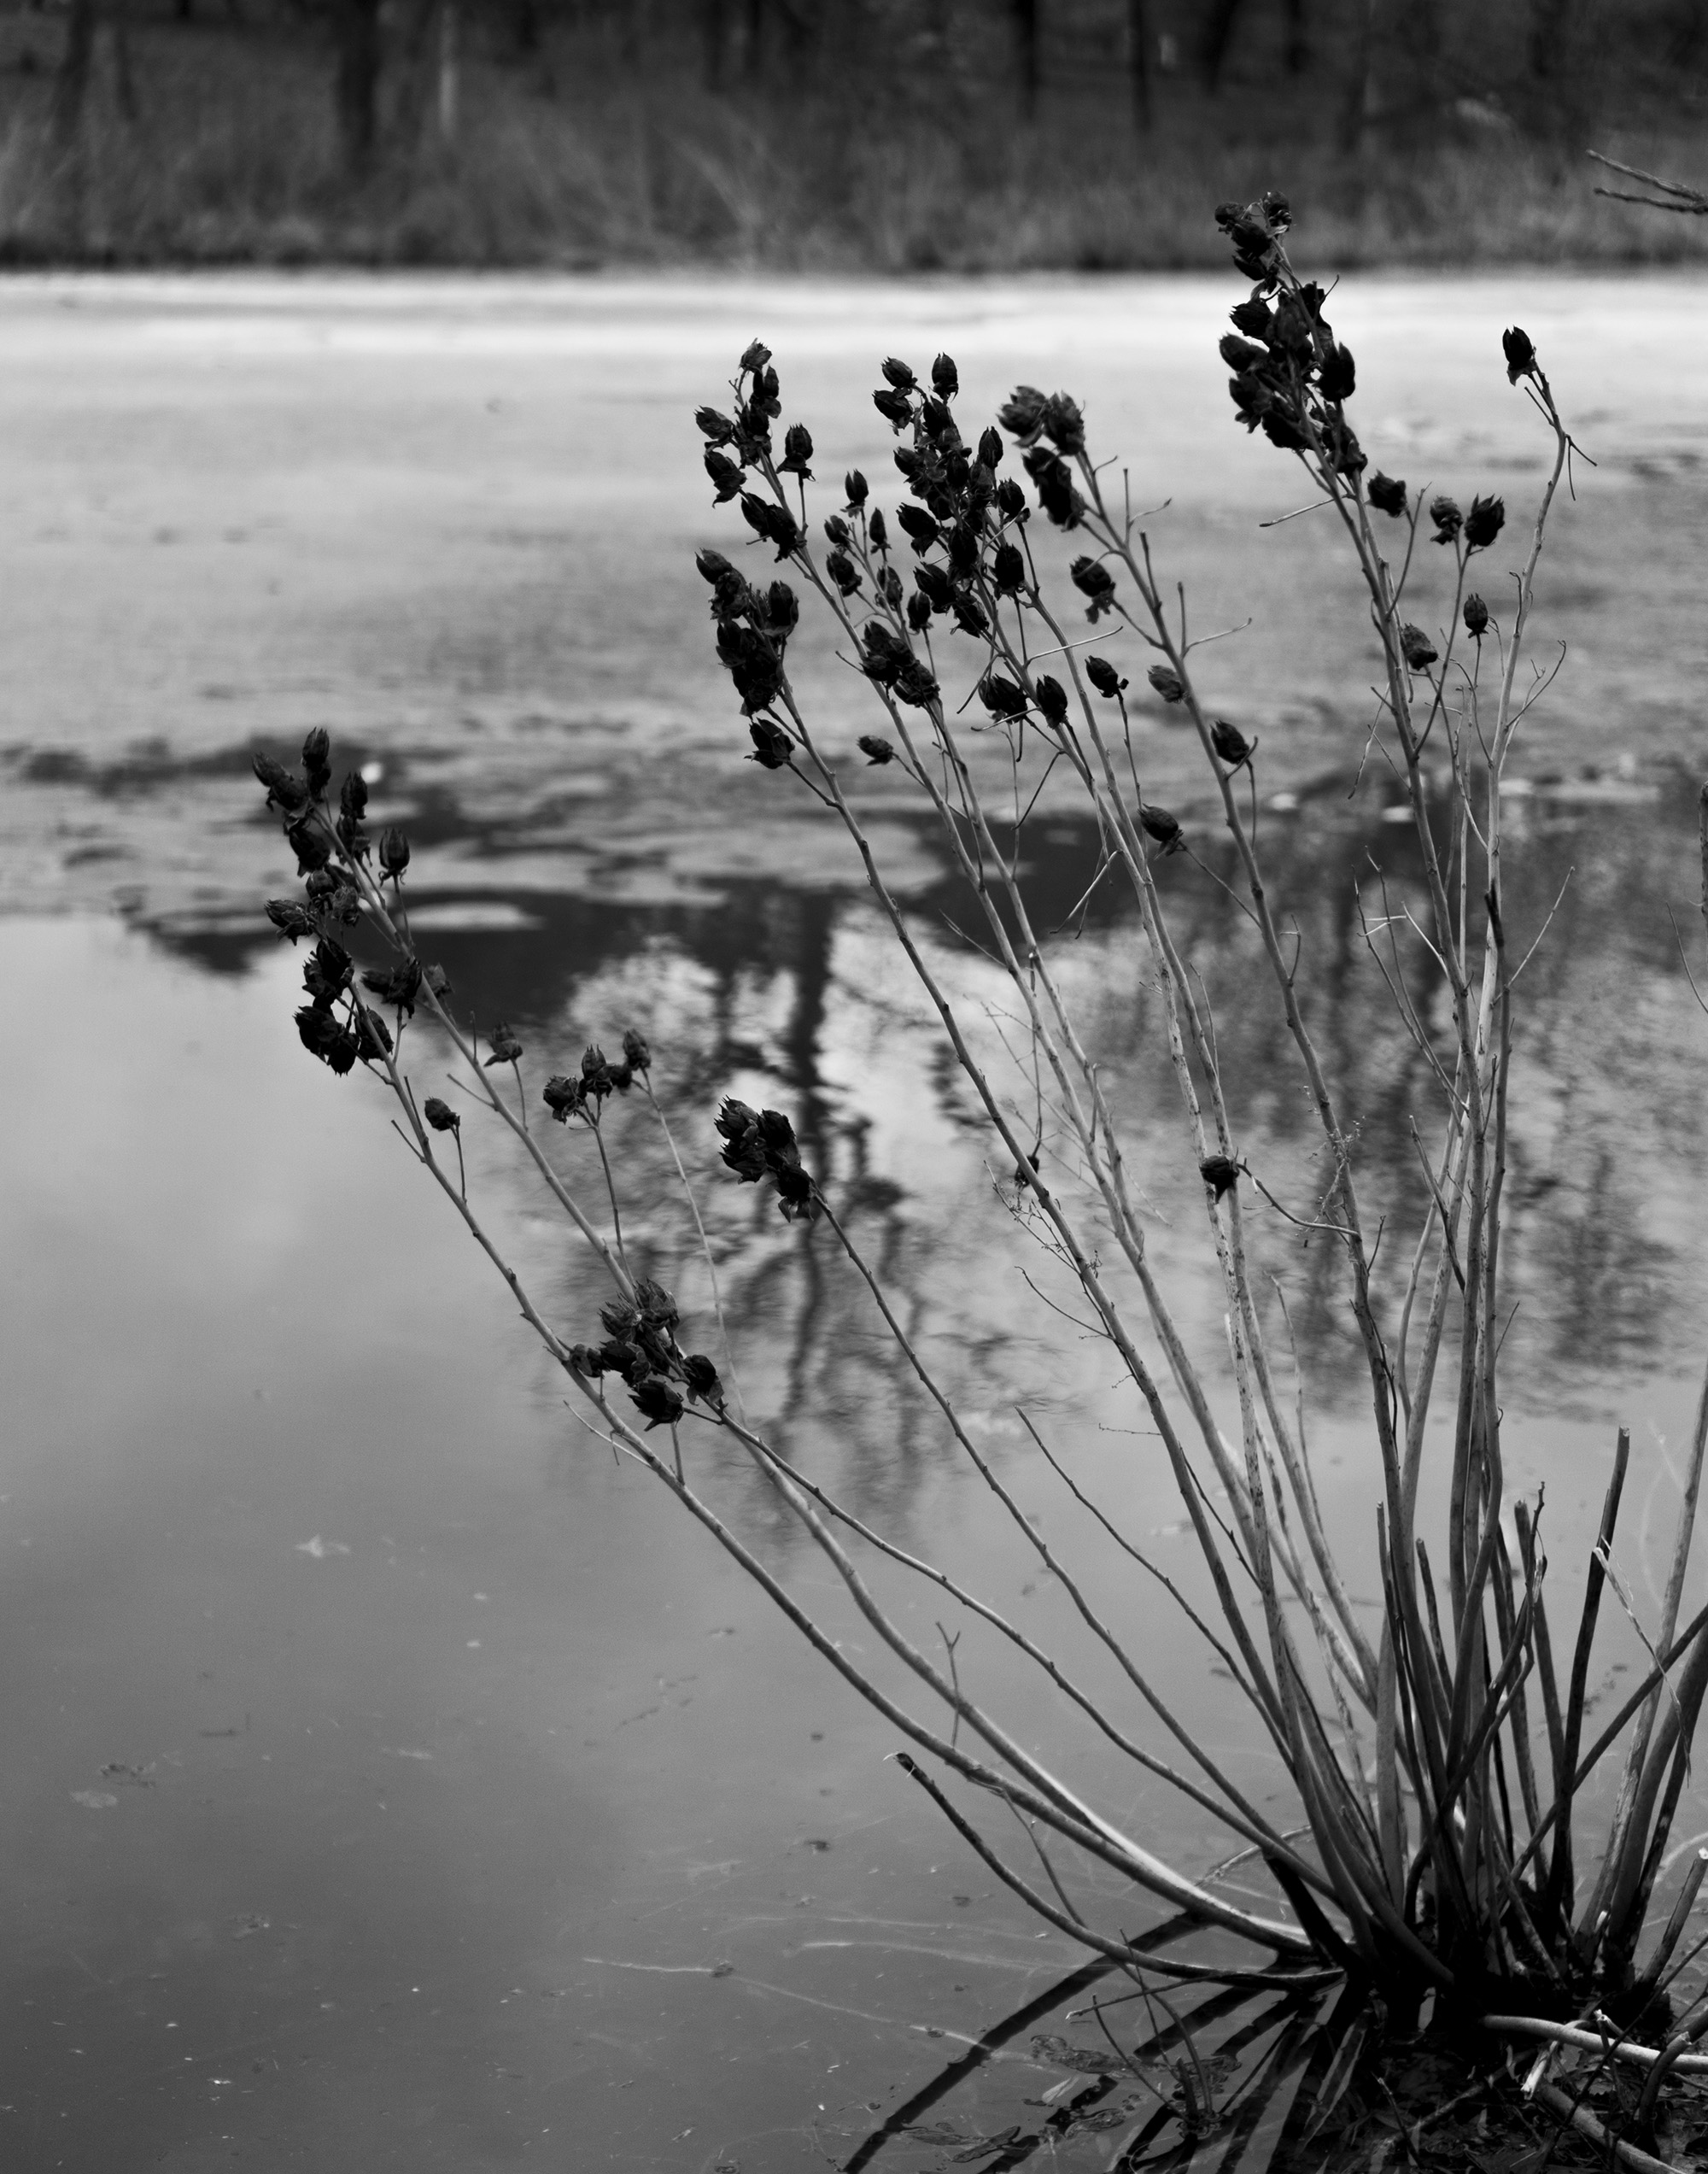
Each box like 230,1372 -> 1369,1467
6,271 -> 1708,2171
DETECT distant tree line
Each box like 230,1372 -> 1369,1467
42,0 -> 1708,174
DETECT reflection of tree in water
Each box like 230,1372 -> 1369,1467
157,773 -> 1708,1470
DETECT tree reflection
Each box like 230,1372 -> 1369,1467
157,767 -> 1708,1532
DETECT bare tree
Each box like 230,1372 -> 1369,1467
1530,0 -> 1571,76
1201,0 -> 1244,90
1013,0 -> 1038,117
703,0 -> 728,86
51,0 -> 96,148
1284,0 -> 1307,72
437,0 -> 459,147
336,0 -> 383,166
1129,0 -> 1151,126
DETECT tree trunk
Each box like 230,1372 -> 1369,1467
1127,0 -> 1149,127
52,0 -> 96,148
1337,0 -> 1379,150
1284,0 -> 1308,73
1201,0 -> 1243,90
436,0 -> 459,147
1013,0 -> 1038,118
102,16 -> 139,126
336,0 -> 383,167
1530,0 -> 1571,76
703,0 -> 727,87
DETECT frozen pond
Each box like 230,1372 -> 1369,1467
7,269 -> 1708,2170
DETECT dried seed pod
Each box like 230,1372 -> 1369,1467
629,1376 -> 685,1432
378,826 -> 411,880
623,1028 -> 652,1073
1139,802 -> 1183,851
845,469 -> 869,507
747,718 -> 793,770
1147,666 -> 1184,703
1463,595 -> 1489,639
716,1099 -> 767,1182
295,1005 -> 359,1075
423,1097 -> 460,1134
361,957 -> 422,1016
1464,495 -> 1506,550
931,353 -> 959,400
301,728 -> 332,798
705,448 -> 746,503
997,385 -> 1048,443
695,406 -> 735,444
1502,326 -> 1537,384
289,817 -> 332,876
738,492 -> 801,561
1069,555 -> 1117,619
1040,393 -> 1085,454
682,1355 -> 723,1407
1034,676 -> 1068,728
1366,472 -> 1407,518
352,1006 -> 392,1064
1429,496 -> 1462,546
858,735 -> 895,765
897,504 -> 940,553
484,1023 -> 524,1067
265,899 -> 317,942
1400,624 -> 1439,671
976,674 -> 1028,721
302,938 -> 353,1004
1023,447 -> 1085,528
636,1278 -> 680,1328
780,423 -> 814,478
542,1074 -> 584,1122
825,548 -> 861,597
1210,718 -> 1255,770
773,1163 -> 818,1223
1317,344 -> 1356,401
880,357 -> 915,390
1220,332 -> 1267,372
1086,657 -> 1128,699
977,426 -> 1003,469
1199,1155 -> 1242,1200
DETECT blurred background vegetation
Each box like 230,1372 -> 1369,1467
6,0 -> 1708,267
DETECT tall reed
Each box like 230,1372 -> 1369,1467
249,195 -> 1708,2152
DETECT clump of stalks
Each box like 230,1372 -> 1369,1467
254,195 -> 1708,2158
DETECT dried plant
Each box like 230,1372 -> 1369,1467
251,194 -> 1708,2155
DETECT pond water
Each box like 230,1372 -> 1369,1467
7,270 -> 1708,2171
